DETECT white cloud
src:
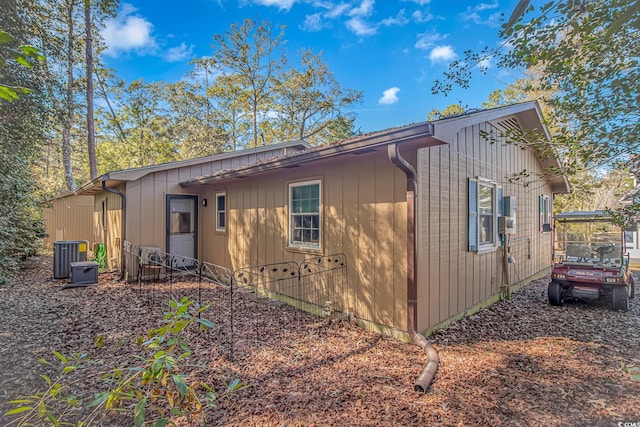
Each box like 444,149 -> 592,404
414,31 -> 446,50
102,3 -> 156,57
381,9 -> 409,27
462,11 -> 501,27
323,3 -> 351,19
349,0 -> 375,17
164,42 -> 194,62
461,1 -> 501,27
403,0 -> 431,4
477,55 -> 492,70
346,17 -> 377,36
429,45 -> 456,63
411,10 -> 434,23
300,13 -> 328,32
474,1 -> 499,11
301,0 -> 383,38
379,87 -> 400,105
250,0 -> 296,10
299,2 -> 365,35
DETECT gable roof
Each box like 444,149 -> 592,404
73,140 -> 310,195
181,121 -> 444,187
181,101 -> 570,193
431,101 -> 570,193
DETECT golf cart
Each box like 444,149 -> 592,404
549,211 -> 635,311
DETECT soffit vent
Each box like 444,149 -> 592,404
492,116 -> 521,134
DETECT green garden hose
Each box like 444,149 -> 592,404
93,243 -> 107,269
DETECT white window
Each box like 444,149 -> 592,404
625,230 -> 636,249
468,177 -> 501,252
539,195 -> 551,232
215,192 -> 226,232
289,180 -> 321,249
478,183 -> 495,245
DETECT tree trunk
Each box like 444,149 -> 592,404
63,0 -> 76,191
85,0 -> 98,179
252,100 -> 258,147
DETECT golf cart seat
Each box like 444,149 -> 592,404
566,243 -> 591,260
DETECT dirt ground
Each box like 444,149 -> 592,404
1,255 -> 639,426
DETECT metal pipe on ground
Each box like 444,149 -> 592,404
411,330 -> 439,393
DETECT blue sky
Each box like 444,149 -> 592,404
100,0 -> 521,133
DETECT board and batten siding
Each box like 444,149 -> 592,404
416,121 -> 554,333
93,184 -> 123,269
93,146 -> 297,263
42,194 -> 94,248
199,150 -> 411,333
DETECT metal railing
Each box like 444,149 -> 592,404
122,241 -> 348,360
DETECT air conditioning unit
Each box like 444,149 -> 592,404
53,240 -> 88,279
70,261 -> 99,285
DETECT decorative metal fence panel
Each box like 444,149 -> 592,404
299,253 -> 349,320
122,242 -> 348,361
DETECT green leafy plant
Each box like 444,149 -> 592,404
0,29 -> 44,102
626,366 -> 640,381
5,351 -> 87,426
5,297 -> 245,426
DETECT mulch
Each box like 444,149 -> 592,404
0,255 -> 639,426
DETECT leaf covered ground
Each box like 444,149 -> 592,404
0,255 -> 639,426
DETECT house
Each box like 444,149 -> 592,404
46,141 -> 309,269
180,101 -> 569,336
44,101 -> 570,338
621,181 -> 640,265
42,192 -> 94,248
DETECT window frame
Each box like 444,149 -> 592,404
625,230 -> 636,249
539,194 -> 552,232
478,181 -> 495,247
215,192 -> 226,233
288,179 -> 322,251
468,177 -> 501,253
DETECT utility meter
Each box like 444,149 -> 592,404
500,196 -> 517,235
499,216 -> 516,234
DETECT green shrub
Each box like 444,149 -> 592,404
5,297 -> 245,426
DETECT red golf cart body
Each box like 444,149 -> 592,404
549,211 -> 635,310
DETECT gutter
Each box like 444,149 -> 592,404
182,122 -> 438,187
387,139 -> 439,393
102,178 -> 126,281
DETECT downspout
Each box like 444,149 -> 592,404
387,142 -> 439,393
102,179 -> 126,281
387,143 -> 418,333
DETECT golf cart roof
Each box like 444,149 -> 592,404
554,210 -> 611,222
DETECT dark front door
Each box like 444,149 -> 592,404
166,195 -> 198,267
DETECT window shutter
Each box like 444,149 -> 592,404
468,178 -> 478,252
497,185 -> 503,246
539,195 -> 544,232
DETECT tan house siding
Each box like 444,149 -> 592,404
42,195 -> 94,248
80,144 -> 306,267
416,121 -> 554,333
198,151 -> 410,332
93,184 -> 123,269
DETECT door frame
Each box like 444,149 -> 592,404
165,194 -> 198,260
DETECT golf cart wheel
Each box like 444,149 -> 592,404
611,286 -> 629,311
548,281 -> 563,306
